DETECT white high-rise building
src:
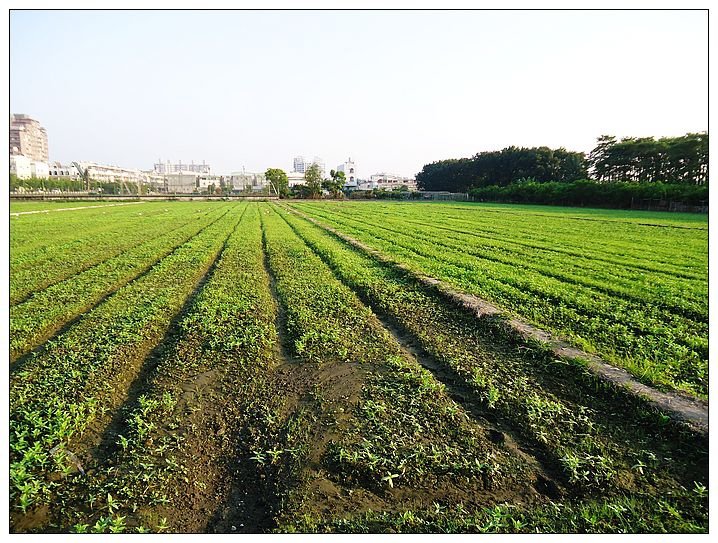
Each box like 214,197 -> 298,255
292,155 -> 325,178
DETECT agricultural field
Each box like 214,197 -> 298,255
290,201 -> 708,398
9,200 -> 708,534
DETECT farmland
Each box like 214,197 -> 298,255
9,200 -> 708,533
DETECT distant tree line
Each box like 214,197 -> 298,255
416,147 -> 587,192
416,132 -> 708,193
468,180 -> 708,209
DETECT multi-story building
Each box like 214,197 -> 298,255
293,156 -> 306,173
10,155 -> 34,179
337,157 -> 358,187
153,160 -> 211,174
10,114 -> 49,162
227,172 -> 267,192
164,171 -> 199,193
48,162 -> 80,180
360,173 -> 418,191
142,171 -> 167,193
197,174 -> 223,191
292,155 -> 325,178
74,161 -> 148,186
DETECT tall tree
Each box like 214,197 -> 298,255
322,169 -> 346,198
304,163 -> 323,198
265,168 -> 289,197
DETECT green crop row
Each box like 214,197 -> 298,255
10,203 -> 223,305
309,206 -> 706,319
9,205 -> 243,519
277,206 -> 706,485
380,202 -> 707,267
291,490 -> 708,533
10,202 -> 153,258
291,202 -> 707,397
10,202 -> 175,267
45,204 -> 285,533
10,206 -> 233,362
297,205 -> 707,352
271,204 -> 707,532
260,206 -> 538,529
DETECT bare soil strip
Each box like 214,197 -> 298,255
285,205 -> 708,435
10,201 -> 145,216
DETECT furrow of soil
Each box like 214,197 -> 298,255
87,205 -> 248,467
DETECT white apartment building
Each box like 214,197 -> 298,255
287,172 -> 306,188
197,175 -> 223,190
141,171 -> 166,192
10,155 -> 34,179
10,154 -> 50,180
361,173 -> 418,191
292,156 -> 325,178
10,114 -> 49,162
153,160 -> 211,175
75,161 -> 147,185
31,161 -> 50,179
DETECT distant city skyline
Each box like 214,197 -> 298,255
10,10 -> 707,177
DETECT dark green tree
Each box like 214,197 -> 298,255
304,163 -> 323,198
322,169 -> 346,198
265,168 -> 289,197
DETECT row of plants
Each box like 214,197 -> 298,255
345,201 -> 707,272
274,204 -> 708,532
291,202 -> 707,397
10,204 -> 233,362
260,206 -> 544,530
11,202 -> 167,266
9,205 -> 243,527
43,204 -> 292,533
290,491 -> 708,533
298,203 -> 706,320
9,200 -> 125,212
10,203 -> 220,305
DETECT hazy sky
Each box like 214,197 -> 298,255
10,9 -> 708,177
